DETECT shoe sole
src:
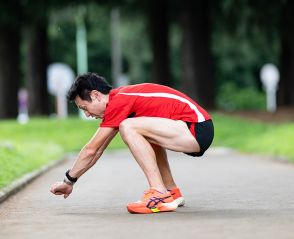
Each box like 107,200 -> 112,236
174,197 -> 185,207
127,200 -> 178,214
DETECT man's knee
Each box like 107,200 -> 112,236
119,118 -> 136,139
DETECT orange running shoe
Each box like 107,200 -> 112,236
127,188 -> 178,214
169,187 -> 185,207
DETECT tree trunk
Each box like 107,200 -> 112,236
26,22 -> 50,115
0,26 -> 20,119
181,0 -> 215,108
278,0 -> 294,106
148,0 -> 171,86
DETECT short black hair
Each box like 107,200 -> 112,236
67,73 -> 112,102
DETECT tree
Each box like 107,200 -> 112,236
0,2 -> 22,119
278,0 -> 294,106
23,0 -> 52,115
180,0 -> 215,108
24,0 -> 100,115
147,0 -> 171,85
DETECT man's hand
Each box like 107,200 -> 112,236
50,182 -> 73,199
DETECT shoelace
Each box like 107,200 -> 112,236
141,189 -> 159,200
143,189 -> 156,198
140,189 -> 173,208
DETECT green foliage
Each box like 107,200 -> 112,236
212,0 -> 281,110
86,4 -> 112,81
0,118 -> 125,189
169,23 -> 182,88
119,10 -> 151,84
46,1 -> 283,101
39,1 -> 288,112
48,6 -> 77,71
217,82 -> 266,110
48,4 -> 112,81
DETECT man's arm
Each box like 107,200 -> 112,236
50,127 -> 117,198
68,127 -> 118,178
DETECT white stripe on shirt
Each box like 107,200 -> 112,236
119,92 -> 205,122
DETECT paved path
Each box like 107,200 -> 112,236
1,148 -> 294,239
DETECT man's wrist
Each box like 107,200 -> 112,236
63,177 -> 75,185
64,169 -> 78,185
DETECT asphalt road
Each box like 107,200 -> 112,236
1,148 -> 294,239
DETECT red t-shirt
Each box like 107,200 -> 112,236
100,83 -> 211,131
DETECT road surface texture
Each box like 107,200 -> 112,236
1,148 -> 294,239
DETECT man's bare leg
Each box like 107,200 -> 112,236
151,144 -> 177,190
151,144 -> 186,206
119,117 -> 200,192
119,124 -> 167,193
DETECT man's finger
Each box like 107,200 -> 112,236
50,187 -> 57,194
50,184 -> 58,193
50,187 -> 63,195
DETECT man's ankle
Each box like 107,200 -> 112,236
166,185 -> 178,191
150,187 -> 168,194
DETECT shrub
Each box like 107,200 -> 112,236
217,82 -> 266,110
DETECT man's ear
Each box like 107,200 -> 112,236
90,90 -> 100,101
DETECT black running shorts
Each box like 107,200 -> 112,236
185,119 -> 214,157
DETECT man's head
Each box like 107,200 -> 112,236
67,73 -> 112,119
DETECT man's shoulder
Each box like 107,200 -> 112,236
117,83 -> 157,92
114,83 -> 174,94
107,85 -> 139,108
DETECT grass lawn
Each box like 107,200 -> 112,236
0,118 -> 125,189
213,113 -> 294,161
0,113 -> 293,190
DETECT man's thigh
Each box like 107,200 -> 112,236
120,117 -> 200,153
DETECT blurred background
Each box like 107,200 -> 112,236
0,0 -> 293,119
1,0 -> 294,190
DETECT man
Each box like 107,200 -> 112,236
50,72 -> 214,214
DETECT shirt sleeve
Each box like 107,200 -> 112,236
100,97 -> 134,128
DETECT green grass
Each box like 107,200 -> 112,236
1,114 -> 294,190
0,118 -> 126,189
212,113 -> 294,161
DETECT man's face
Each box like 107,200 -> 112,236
74,90 -> 107,119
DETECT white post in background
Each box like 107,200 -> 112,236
47,63 -> 74,119
76,7 -> 89,119
76,7 -> 88,75
17,88 -> 29,124
111,8 -> 122,87
260,63 -> 280,113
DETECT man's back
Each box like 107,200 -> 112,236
101,83 -> 211,128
